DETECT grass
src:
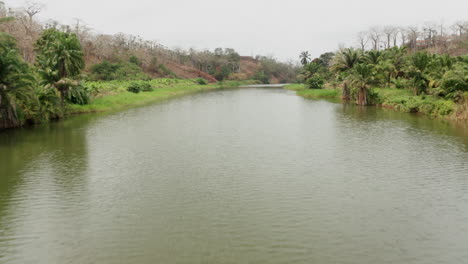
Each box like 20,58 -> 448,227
284,84 -> 465,120
297,89 -> 339,99
284,84 -> 339,99
284,83 -> 306,91
67,79 -> 256,114
374,88 -> 458,118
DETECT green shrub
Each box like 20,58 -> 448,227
141,82 -> 154,92
129,55 -> 141,66
67,84 -> 90,105
127,83 -> 142,93
90,61 -> 150,81
253,71 -> 269,84
90,61 -> 119,81
195,78 -> 208,85
392,78 -> 410,89
305,75 -> 324,89
158,64 -> 178,78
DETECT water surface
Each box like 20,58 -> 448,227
1,88 -> 467,264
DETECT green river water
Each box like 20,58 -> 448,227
0,88 -> 467,264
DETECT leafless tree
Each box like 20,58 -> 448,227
369,27 -> 381,50
383,26 -> 397,49
357,31 -> 369,51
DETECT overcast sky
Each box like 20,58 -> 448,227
4,0 -> 468,61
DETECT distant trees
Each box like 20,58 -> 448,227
354,21 -> 468,54
310,46 -> 468,106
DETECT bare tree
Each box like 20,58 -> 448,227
451,21 -> 468,37
369,27 -> 381,50
399,27 -> 409,47
357,31 -> 369,51
407,26 -> 419,50
423,22 -> 438,48
383,26 -> 397,49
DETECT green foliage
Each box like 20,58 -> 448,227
35,28 -> 85,84
194,78 -> 208,85
405,52 -> 431,95
90,61 -> 150,81
126,81 -> 154,93
35,86 -> 62,121
331,48 -> 362,73
437,62 -> 468,100
347,63 -> 375,105
382,93 -> 455,117
66,84 -> 90,105
253,71 -> 269,84
212,65 -> 232,81
297,89 -> 339,99
90,61 -> 120,80
305,75 -> 324,89
129,55 -> 141,66
0,33 -> 36,128
157,64 -> 178,78
127,83 -> 142,93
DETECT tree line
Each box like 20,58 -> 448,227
0,1 -> 297,83
298,21 -> 468,109
0,1 -> 300,129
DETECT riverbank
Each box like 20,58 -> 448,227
284,84 -> 468,122
67,79 -> 257,114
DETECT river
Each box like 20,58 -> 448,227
0,87 -> 467,264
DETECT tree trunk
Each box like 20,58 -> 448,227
358,86 -> 368,106
342,82 -> 350,101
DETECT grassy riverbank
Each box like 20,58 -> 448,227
68,79 -> 257,114
284,84 -> 468,121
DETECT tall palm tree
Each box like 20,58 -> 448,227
331,48 -> 362,100
35,28 -> 85,103
0,33 -> 34,129
347,63 -> 374,106
363,50 -> 382,65
405,52 -> 431,95
299,51 -> 311,66
331,48 -> 362,73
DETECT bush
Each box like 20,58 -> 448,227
67,85 -> 90,105
129,55 -> 141,66
158,64 -> 178,78
392,78 -> 410,89
90,61 -> 120,81
126,82 -> 154,93
305,75 -> 324,89
127,83 -> 142,93
141,82 -> 154,92
253,71 -> 269,84
194,78 -> 208,85
90,61 -> 150,81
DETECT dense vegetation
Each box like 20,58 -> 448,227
0,1 -> 290,129
0,1 -> 298,84
296,22 -> 468,120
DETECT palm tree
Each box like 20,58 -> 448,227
35,28 -> 85,104
405,52 -> 431,95
0,33 -> 34,129
347,63 -> 374,106
331,48 -> 362,100
299,51 -> 311,66
331,48 -> 362,72
363,50 -> 382,65
376,59 -> 397,87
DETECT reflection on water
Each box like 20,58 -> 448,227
0,88 -> 467,264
